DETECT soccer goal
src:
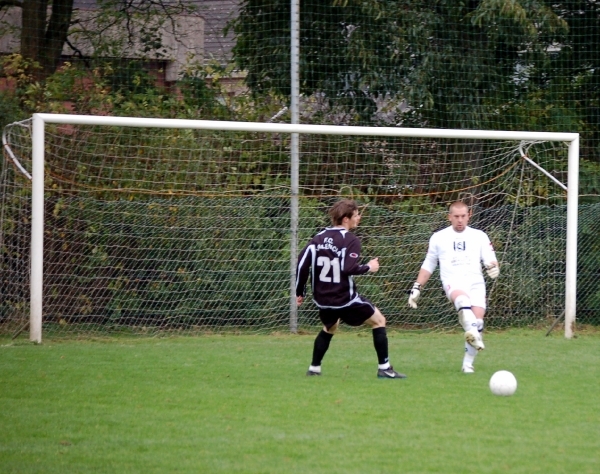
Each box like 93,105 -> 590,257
0,113 -> 578,342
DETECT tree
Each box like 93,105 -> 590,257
546,1 -> 600,160
230,0 -> 567,128
0,0 -> 199,81
20,0 -> 74,80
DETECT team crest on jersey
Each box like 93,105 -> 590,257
453,241 -> 466,251
349,252 -> 358,258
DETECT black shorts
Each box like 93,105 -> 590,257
318,297 -> 376,330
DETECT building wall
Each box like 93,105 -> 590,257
0,4 -> 204,83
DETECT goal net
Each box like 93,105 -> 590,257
0,115 -> 578,340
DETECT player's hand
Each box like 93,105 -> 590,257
296,296 -> 304,306
485,263 -> 500,279
367,257 -> 379,273
408,282 -> 421,309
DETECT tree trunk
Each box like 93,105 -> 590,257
21,0 -> 47,68
42,0 -> 74,77
20,0 -> 74,80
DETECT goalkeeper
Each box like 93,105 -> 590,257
407,201 -> 499,373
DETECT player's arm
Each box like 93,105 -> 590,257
484,261 -> 499,279
342,238 -> 372,276
408,237 -> 438,308
414,268 -> 433,288
408,268 -> 432,309
366,257 -> 379,273
481,233 -> 500,279
295,244 -> 314,303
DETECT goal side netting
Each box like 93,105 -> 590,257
0,114 -> 579,340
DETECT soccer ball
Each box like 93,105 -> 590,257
489,370 -> 517,396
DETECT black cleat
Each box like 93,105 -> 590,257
306,370 -> 321,376
377,366 -> 407,379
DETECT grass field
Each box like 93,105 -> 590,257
1,328 -> 599,473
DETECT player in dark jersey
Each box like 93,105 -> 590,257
296,199 -> 407,379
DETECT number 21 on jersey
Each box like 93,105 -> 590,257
317,256 -> 341,283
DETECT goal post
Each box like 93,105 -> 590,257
3,113 -> 579,341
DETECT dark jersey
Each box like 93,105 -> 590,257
296,227 -> 371,309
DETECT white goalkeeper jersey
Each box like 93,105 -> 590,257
421,225 -> 497,285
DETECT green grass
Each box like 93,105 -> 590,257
1,329 -> 599,473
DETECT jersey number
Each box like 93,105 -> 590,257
317,257 -> 341,283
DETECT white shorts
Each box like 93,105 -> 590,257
442,280 -> 487,309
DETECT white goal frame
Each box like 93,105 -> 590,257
29,113 -> 579,342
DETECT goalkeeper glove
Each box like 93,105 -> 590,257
408,282 -> 421,309
485,264 -> 500,279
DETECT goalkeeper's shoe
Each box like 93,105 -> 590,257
461,365 -> 475,374
377,366 -> 407,379
465,329 -> 485,351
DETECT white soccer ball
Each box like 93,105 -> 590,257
489,370 -> 517,396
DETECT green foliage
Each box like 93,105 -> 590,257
577,204 -> 600,324
495,89 -> 583,134
231,0 -> 422,123
42,197 -> 291,328
0,53 -> 243,120
102,60 -> 156,97
230,0 -> 568,128
579,160 -> 600,203
0,54 -> 43,113
0,91 -> 26,129
177,61 -> 243,120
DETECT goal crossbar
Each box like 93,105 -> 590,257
35,113 -> 579,141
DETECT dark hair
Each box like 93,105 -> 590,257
328,199 -> 358,225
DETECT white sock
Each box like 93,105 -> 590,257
455,295 -> 477,332
463,344 -> 477,367
308,365 -> 321,373
378,362 -> 391,370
